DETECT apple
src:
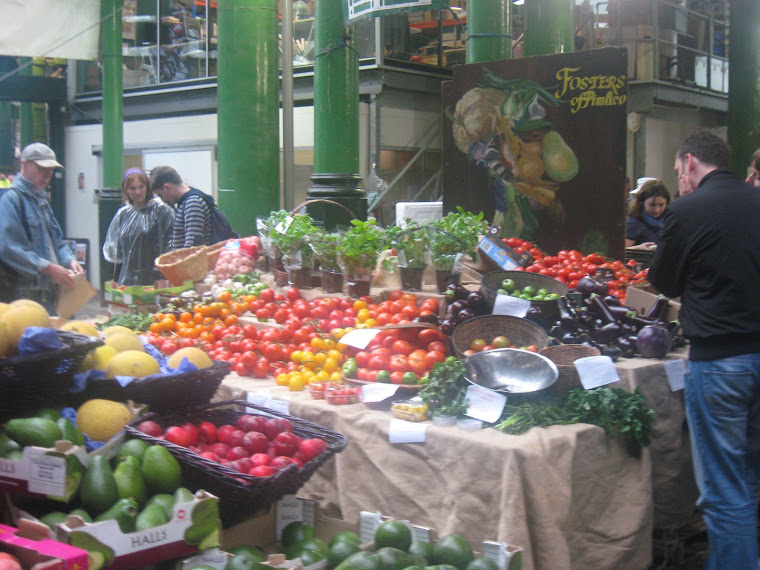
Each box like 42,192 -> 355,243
198,421 -> 217,444
263,418 -> 293,441
250,452 -> 271,466
248,465 -> 275,477
228,446 -> 249,461
273,432 -> 299,457
237,414 -> 268,433
270,455 -> 297,471
217,424 -> 237,446
242,431 -> 268,454
209,442 -> 230,459
199,451 -> 221,463
298,438 -> 327,462
230,457 -> 252,473
164,426 -> 191,447
137,420 -> 162,438
180,423 -> 199,446
228,429 -> 247,448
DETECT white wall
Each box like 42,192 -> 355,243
64,103 -> 430,289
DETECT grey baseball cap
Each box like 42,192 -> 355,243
20,143 -> 63,169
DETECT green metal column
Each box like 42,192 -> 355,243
19,58 -> 48,146
100,0 -> 124,284
0,103 -> 12,172
524,0 -> 574,57
466,0 -> 511,64
727,0 -> 760,175
217,0 -> 279,236
307,0 -> 367,229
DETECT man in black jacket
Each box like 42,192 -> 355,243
649,129 -> 760,570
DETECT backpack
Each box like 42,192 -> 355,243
189,189 -> 239,243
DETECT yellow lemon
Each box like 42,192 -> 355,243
167,347 -> 213,370
1,306 -> 51,350
104,350 -> 160,379
76,399 -> 132,442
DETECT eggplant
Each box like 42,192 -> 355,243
575,275 -> 609,298
448,300 -> 467,315
415,313 -> 440,326
636,324 -> 673,358
600,345 -> 622,361
615,336 -> 637,358
645,296 -> 670,321
591,321 -> 623,344
440,317 -> 456,335
603,294 -> 622,307
589,295 -> 620,325
467,291 -> 488,313
557,297 -> 579,329
608,304 -> 637,322
457,308 -> 477,323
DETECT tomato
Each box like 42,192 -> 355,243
391,340 -> 414,356
258,289 -> 275,303
402,371 -> 419,385
255,308 -> 271,321
417,328 -> 443,347
161,339 -> 179,355
401,305 -> 419,320
408,351 -> 427,376
235,362 -> 250,376
356,367 -> 369,381
165,426 -> 191,447
427,340 -> 448,354
253,358 -> 270,378
492,335 -> 510,349
424,350 -> 446,370
389,354 -> 410,373
285,287 -> 301,302
241,351 -> 258,370
368,354 -> 390,371
420,298 -> 440,314
264,343 -> 284,362
470,338 -> 486,352
390,371 -> 404,384
376,370 -> 391,383
370,347 -> 392,358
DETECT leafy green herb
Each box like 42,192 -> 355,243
338,219 -> 389,274
429,208 -> 488,270
308,231 -> 343,272
97,312 -> 154,333
270,211 -> 318,266
394,221 -> 428,269
419,358 -> 470,417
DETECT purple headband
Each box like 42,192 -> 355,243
123,168 -> 145,184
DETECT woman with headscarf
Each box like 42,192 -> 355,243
103,168 -> 175,285
625,178 -> 671,248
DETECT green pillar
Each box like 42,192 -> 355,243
307,0 -> 367,229
0,102 -> 12,171
727,0 -> 760,175
102,0 -> 124,188
524,0 -> 574,57
217,0 -> 279,236
466,0 -> 512,64
19,58 -> 48,146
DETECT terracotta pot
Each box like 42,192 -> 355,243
321,270 -> 344,294
435,270 -> 460,293
399,266 -> 424,292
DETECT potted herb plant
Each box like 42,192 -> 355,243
393,221 -> 429,291
429,208 -> 488,292
269,210 -> 318,289
308,231 -> 344,294
338,218 -> 389,297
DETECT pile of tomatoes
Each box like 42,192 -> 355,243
341,326 -> 448,385
502,237 -> 649,300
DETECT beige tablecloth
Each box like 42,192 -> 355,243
217,377 -> 654,570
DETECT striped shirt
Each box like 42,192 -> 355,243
170,189 -> 212,249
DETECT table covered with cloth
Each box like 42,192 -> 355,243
217,372 -> 659,570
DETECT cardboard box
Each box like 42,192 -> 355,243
0,442 -> 87,503
223,497 -> 523,570
58,490 -> 220,569
103,280 -> 193,305
624,285 -> 680,322
477,228 -> 533,272
0,523 -> 88,570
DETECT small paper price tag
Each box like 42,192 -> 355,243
388,419 -> 428,444
492,294 -> 530,318
246,393 -> 290,415
664,359 -> 686,392
359,512 -> 383,543
465,384 -> 507,423
482,541 -> 510,569
411,525 -> 433,543
574,355 -> 620,389
25,449 -> 66,496
340,328 -> 381,350
362,383 -> 399,402
274,216 -> 294,234
276,496 -> 304,539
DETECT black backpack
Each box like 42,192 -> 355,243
189,189 -> 239,243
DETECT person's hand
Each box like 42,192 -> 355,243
678,174 -> 694,197
42,264 -> 75,288
628,242 -> 657,251
70,259 -> 83,275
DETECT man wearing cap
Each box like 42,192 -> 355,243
0,143 -> 81,311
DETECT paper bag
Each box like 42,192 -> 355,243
56,272 -> 97,318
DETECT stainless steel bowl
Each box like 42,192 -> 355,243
465,348 -> 559,393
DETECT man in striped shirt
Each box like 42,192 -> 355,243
150,166 -> 212,250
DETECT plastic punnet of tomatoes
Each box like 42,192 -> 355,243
325,384 -> 362,405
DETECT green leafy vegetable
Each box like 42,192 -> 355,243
419,358 -> 470,417
97,312 -> 154,333
338,219 -> 389,273
429,207 -> 488,270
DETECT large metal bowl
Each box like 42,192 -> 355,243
465,348 -> 559,393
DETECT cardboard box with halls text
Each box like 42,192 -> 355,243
0,523 -> 88,570
57,490 -> 220,569
220,496 -> 523,570
624,285 -> 681,323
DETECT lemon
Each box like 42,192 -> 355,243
101,325 -> 136,338
0,320 -> 9,358
105,332 -> 145,353
104,350 -> 160,379
1,306 -> 51,349
61,320 -> 100,337
10,298 -> 49,316
76,399 -> 132,442
167,347 -> 212,370
79,345 -> 118,371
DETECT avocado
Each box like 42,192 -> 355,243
5,417 -> 62,448
141,444 -> 182,494
184,498 -> 220,545
40,511 -> 69,530
174,486 -> 195,506
146,493 -> 176,520
334,551 -> 383,570
70,531 -> 115,570
376,547 -> 415,570
113,455 -> 148,507
68,508 -> 93,523
57,418 -> 86,447
80,455 -> 119,516
95,497 -> 139,533
136,502 -> 169,531
0,431 -> 21,457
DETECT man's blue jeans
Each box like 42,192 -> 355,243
686,354 -> 760,569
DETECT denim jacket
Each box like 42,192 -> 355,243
0,175 -> 75,287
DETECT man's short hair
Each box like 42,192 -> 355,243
150,165 -> 183,191
676,130 -> 731,169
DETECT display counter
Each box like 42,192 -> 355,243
216,349 -> 697,569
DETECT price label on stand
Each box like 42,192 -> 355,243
25,449 -> 66,496
388,419 -> 427,444
361,383 -> 399,402
574,355 -> 619,389
340,328 -> 381,350
664,359 -> 686,392
465,385 -> 507,423
492,294 -> 530,318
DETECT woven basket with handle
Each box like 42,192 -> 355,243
451,315 -> 548,358
539,344 -> 601,398
155,245 -> 208,285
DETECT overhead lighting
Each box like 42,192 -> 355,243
514,0 -> 524,4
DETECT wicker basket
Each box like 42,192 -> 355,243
155,245 -> 208,286
0,330 -> 103,421
451,315 -> 548,358
124,399 -> 348,527
68,361 -> 230,412
539,344 -> 601,398
206,241 -> 229,268
481,270 -> 568,329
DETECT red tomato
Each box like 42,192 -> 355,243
417,328 -> 443,347
258,289 -> 275,303
368,354 -> 390,371
370,347 -> 392,358
164,426 -> 191,447
286,287 -> 301,302
427,340 -> 448,355
390,371 -> 405,384
389,354 -> 410,373
243,324 -> 259,340
356,367 -> 370,381
401,305 -> 419,320
235,362 -> 250,376
420,298 -> 440,314
424,350 -> 446,370
391,340 -> 414,356
161,339 -> 179,355
198,421 -> 217,444
253,358 -> 270,378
